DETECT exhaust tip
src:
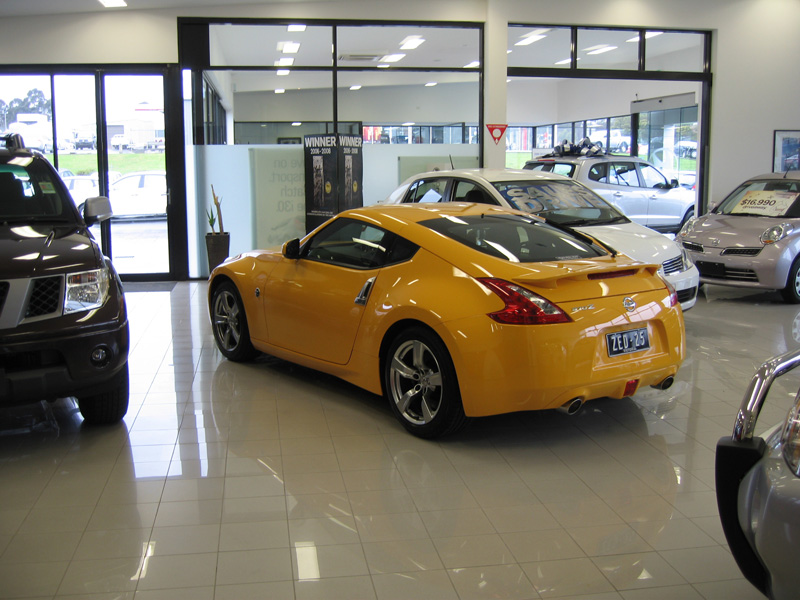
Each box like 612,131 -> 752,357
557,397 -> 584,416
652,376 -> 675,391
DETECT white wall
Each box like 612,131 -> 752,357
0,0 -> 798,212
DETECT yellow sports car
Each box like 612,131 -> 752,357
208,203 -> 685,438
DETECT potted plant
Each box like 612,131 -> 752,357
205,184 -> 230,273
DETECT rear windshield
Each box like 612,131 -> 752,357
491,179 -> 627,226
421,213 -> 607,263
715,179 -> 800,217
0,160 -> 76,223
525,162 -> 576,177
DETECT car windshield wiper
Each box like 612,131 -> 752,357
589,216 -> 629,225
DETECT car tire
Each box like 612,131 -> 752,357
77,364 -> 129,424
384,326 -> 467,438
211,281 -> 258,361
781,257 -> 800,304
681,207 -> 695,226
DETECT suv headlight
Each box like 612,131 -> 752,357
781,391 -> 800,476
64,268 -> 110,314
761,223 -> 793,244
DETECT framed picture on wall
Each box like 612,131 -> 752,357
773,130 -> 800,172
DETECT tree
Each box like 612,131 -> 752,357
6,88 -> 52,125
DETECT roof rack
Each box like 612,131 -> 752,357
0,133 -> 25,151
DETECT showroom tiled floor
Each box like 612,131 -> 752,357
2,280 -> 797,599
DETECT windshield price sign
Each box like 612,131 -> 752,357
732,190 -> 799,217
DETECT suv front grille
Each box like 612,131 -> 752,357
661,255 -> 684,275
26,276 -> 62,318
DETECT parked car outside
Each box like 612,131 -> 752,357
108,170 -> 166,219
525,153 -> 696,233
678,171 -> 800,303
208,202 -> 685,438
0,133 -> 129,424
384,168 -> 698,310
110,134 -> 129,150
716,348 -> 800,600
62,175 -> 99,206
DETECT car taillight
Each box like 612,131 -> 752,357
781,392 -> 800,476
477,277 -> 570,324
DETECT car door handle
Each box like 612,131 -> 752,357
354,276 -> 376,306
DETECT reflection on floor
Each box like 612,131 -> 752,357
1,281 -> 787,599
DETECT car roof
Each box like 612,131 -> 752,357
742,171 -> 800,182
401,167 -> 573,185
529,154 -> 644,164
343,200 -> 536,227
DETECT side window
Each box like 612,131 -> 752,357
304,218 -> 392,269
453,181 -> 496,205
587,164 -> 607,183
408,178 -> 448,203
639,164 -> 668,188
609,162 -> 638,187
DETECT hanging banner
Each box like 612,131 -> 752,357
486,123 -> 508,145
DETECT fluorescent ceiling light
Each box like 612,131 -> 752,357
349,85 -> 362,90
555,57 -> 579,65
515,29 -> 550,46
377,64 -> 390,68
626,31 -> 664,42
586,45 -> 617,55
278,41 -> 300,54
275,89 -> 285,94
402,122 -> 415,126
277,69 -> 290,76
463,61 -> 480,68
380,54 -> 406,63
275,57 -> 294,66
292,122 -> 302,126
425,82 -> 437,87
287,24 -> 306,32
98,0 -> 126,6
400,36 -> 425,50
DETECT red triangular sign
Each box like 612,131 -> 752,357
486,124 -> 508,145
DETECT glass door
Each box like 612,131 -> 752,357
103,74 -> 169,275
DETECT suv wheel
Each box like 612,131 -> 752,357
77,364 -> 130,424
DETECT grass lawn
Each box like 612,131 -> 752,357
49,152 -> 165,176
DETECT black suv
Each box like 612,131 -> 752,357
0,134 -> 129,424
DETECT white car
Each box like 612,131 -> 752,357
108,171 -> 166,219
385,168 -> 699,310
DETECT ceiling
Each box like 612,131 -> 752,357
0,0 -> 323,18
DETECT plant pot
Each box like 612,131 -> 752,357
205,232 -> 230,273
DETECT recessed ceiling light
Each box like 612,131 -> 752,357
292,122 -> 302,126
587,46 -> 617,55
555,57 -> 580,65
402,122 -> 415,126
275,57 -> 294,67
277,41 -> 300,54
287,25 -> 306,32
277,69 -> 290,76
400,36 -> 425,50
349,85 -> 362,90
379,54 -> 406,63
275,89 -> 285,94
463,61 -> 480,68
626,31 -> 664,43
425,82 -> 437,87
98,0 -> 126,6
377,64 -> 390,68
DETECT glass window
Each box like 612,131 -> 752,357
209,23 -> 333,67
421,213 -> 606,263
639,164 -> 668,188
586,119 -> 608,149
535,125 -> 553,148
577,29 -> 639,70
507,26 -> 572,69
407,178 -> 448,203
555,122 -> 573,145
338,25 -> 479,69
610,162 -> 639,186
453,180 -> 495,204
305,217 -> 391,269
588,163 -> 608,183
645,31 -> 705,72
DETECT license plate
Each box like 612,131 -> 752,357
606,328 -> 650,357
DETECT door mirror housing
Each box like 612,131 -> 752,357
282,238 -> 301,259
670,178 -> 680,189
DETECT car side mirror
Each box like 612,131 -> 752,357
282,238 -> 301,259
83,196 -> 112,225
670,178 -> 680,188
